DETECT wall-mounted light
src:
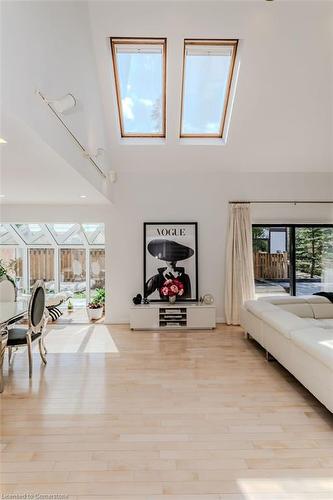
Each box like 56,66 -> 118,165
37,89 -> 106,179
46,93 -> 77,114
109,170 -> 117,184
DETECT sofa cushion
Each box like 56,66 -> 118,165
290,328 -> 333,371
260,310 -> 314,339
259,296 -> 307,305
275,303 -> 314,318
304,318 -> 333,329
311,303 -> 333,319
303,295 -> 331,304
318,319 -> 333,329
244,300 -> 277,319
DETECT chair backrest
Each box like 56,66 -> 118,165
28,280 -> 46,332
0,276 -> 16,302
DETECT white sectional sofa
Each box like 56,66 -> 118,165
240,295 -> 333,413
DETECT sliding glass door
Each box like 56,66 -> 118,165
253,226 -> 291,296
295,227 -> 333,295
253,225 -> 333,297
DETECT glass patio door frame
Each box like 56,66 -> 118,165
253,223 -> 333,296
28,245 -> 56,293
57,244 -> 105,304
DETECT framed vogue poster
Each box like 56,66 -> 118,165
144,222 -> 198,302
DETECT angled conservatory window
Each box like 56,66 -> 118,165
82,224 -> 105,245
180,40 -> 238,138
47,224 -> 83,245
110,38 -> 166,137
14,224 -> 51,245
0,224 -> 18,245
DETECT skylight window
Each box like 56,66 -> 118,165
110,38 -> 167,138
180,40 -> 238,138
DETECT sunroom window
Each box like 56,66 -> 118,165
0,223 -> 105,306
180,39 -> 238,139
110,38 -> 166,138
14,224 -> 50,245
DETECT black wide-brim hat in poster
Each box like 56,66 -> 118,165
148,239 -> 194,262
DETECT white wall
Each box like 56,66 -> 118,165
108,171 -> 333,323
1,1 -> 111,200
1,175 -> 332,324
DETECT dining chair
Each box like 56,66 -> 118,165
7,280 -> 48,378
0,275 -> 16,302
0,276 -> 25,336
0,326 -> 8,392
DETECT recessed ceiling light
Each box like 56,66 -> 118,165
0,137 -> 7,144
80,195 -> 87,199
0,194 -> 5,198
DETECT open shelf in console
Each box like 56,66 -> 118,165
159,307 -> 187,328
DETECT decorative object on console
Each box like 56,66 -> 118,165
201,293 -> 214,305
133,293 -> 142,305
144,222 -> 198,302
160,278 -> 184,304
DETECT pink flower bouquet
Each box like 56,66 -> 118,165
160,278 -> 184,298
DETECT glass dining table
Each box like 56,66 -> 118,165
0,300 -> 29,392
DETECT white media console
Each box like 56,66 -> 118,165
130,303 -> 216,330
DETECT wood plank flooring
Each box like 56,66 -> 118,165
1,323 -> 333,499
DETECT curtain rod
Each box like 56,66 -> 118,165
229,201 -> 333,205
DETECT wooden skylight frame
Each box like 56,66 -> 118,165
110,37 -> 167,138
180,39 -> 239,139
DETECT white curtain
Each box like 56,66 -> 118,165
225,203 -> 255,325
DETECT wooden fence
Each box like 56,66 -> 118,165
29,249 -> 54,281
28,248 -> 105,282
253,252 -> 289,280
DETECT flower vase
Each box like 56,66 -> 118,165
169,295 -> 176,304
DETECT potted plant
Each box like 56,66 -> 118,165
87,288 -> 105,320
160,279 -> 184,303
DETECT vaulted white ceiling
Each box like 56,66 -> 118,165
89,0 -> 333,173
1,0 -> 332,205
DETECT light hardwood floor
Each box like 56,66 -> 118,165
1,323 -> 333,499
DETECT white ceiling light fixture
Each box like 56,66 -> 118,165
0,194 -> 5,198
80,195 -> 87,199
0,137 -> 7,144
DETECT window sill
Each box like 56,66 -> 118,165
178,138 -> 227,146
119,138 -> 166,146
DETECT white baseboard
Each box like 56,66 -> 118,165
105,318 -> 227,326
217,317 -> 225,324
